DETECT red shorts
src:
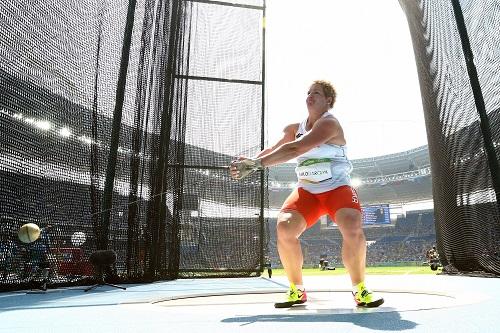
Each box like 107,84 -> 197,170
280,185 -> 361,228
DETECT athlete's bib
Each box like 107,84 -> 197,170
295,158 -> 333,183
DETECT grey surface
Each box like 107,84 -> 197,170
0,274 -> 499,332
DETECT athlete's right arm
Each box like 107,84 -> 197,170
255,123 -> 298,158
229,123 -> 298,180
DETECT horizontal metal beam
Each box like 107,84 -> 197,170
175,74 -> 262,85
186,0 -> 264,11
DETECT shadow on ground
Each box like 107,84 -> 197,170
222,308 -> 417,331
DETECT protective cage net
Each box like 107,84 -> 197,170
400,0 -> 500,276
0,0 -> 267,291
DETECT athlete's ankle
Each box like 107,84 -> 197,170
352,281 -> 366,293
290,283 -> 305,291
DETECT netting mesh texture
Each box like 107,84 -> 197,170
400,0 -> 500,276
0,0 -> 266,290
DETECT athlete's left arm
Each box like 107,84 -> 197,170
259,117 -> 340,167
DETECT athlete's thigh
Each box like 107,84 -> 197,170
334,207 -> 363,234
276,210 -> 307,237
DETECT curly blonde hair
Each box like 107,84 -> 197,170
313,80 -> 336,109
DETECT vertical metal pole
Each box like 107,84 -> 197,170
451,0 -> 500,207
101,0 -> 138,249
259,0 -> 266,272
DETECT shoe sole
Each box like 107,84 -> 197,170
274,300 -> 306,308
357,298 -> 385,308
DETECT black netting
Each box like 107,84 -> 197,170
0,0 -> 266,291
400,0 -> 500,275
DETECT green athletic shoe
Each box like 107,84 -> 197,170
353,288 -> 384,308
274,284 -> 307,308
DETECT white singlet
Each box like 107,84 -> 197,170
294,112 -> 353,194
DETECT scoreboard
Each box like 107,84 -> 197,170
362,204 -> 391,225
324,204 -> 391,228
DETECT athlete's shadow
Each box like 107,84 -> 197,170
221,307 -> 417,331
